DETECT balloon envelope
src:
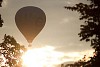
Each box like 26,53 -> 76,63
15,6 -> 46,43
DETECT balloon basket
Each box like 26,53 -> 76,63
28,43 -> 32,47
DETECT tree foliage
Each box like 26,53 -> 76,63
0,0 -> 3,27
65,0 -> 100,51
0,0 -> 3,7
0,34 -> 26,67
65,0 -> 100,67
0,15 -> 3,27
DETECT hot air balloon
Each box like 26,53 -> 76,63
15,6 -> 46,46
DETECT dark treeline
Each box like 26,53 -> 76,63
65,0 -> 100,67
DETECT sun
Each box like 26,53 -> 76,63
21,46 -> 65,67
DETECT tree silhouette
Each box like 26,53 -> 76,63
0,15 -> 3,27
65,0 -> 100,67
0,34 -> 26,67
0,0 -> 3,27
0,0 -> 3,7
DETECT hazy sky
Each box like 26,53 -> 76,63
0,0 -> 94,64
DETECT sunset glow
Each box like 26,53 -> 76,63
22,46 -> 94,67
22,46 -> 65,67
